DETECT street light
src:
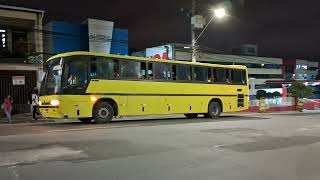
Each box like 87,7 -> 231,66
191,7 -> 227,63
213,8 -> 226,19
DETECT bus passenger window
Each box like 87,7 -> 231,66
193,66 -> 208,82
242,70 -> 247,84
90,57 -> 97,78
231,69 -> 243,84
212,68 -> 217,82
140,62 -> 147,79
176,65 -> 191,81
121,60 -> 140,79
111,60 -> 120,78
153,62 -> 171,80
172,65 -> 177,80
148,63 -> 153,80
208,68 -> 212,82
216,68 -> 226,83
90,57 -> 112,79
226,69 -> 231,83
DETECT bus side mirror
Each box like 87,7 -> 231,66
40,72 -> 46,82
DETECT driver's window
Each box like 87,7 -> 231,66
64,58 -> 88,86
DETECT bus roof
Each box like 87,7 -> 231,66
47,51 -> 247,70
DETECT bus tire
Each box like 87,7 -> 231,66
93,102 -> 114,124
206,101 -> 222,119
184,113 -> 198,119
78,118 -> 93,124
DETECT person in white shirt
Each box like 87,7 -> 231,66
32,89 -> 39,120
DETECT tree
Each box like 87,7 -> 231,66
266,92 -> 273,99
256,90 -> 267,100
272,91 -> 281,98
288,82 -> 313,98
288,82 -> 313,112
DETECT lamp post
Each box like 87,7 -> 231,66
191,0 -> 197,63
191,7 -> 227,63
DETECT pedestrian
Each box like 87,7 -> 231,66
4,95 -> 12,123
32,89 -> 39,120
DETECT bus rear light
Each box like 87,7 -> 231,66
50,100 -> 60,106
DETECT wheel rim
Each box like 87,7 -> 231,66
211,106 -> 219,116
98,107 -> 109,119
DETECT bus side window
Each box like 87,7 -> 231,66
241,70 -> 247,84
153,62 -> 171,80
120,60 -> 140,79
90,57 -> 112,79
176,65 -> 191,81
226,69 -> 231,83
216,68 -> 226,83
172,65 -> 177,80
208,68 -> 212,83
111,59 -> 120,78
231,69 -> 243,84
90,57 -> 97,78
140,62 -> 147,80
193,66 -> 208,82
212,68 -> 217,82
148,63 -> 153,80
99,58 -> 112,79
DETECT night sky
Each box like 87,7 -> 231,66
2,0 -> 320,60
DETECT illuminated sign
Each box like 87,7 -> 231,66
87,19 -> 114,54
146,45 -> 173,60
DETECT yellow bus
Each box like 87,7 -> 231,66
39,51 -> 248,123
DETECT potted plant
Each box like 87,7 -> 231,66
288,82 -> 313,112
256,90 -> 267,113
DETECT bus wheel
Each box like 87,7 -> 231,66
206,101 -> 222,119
93,102 -> 114,124
78,118 -> 93,124
184,113 -> 198,119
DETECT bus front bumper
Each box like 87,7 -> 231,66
39,106 -> 65,119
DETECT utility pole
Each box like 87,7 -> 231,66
191,0 -> 197,63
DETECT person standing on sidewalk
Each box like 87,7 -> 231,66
4,95 -> 12,123
32,89 -> 39,120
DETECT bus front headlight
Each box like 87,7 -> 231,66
50,100 -> 60,106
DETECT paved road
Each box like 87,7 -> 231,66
0,113 -> 320,180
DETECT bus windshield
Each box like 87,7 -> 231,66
41,58 -> 62,95
41,56 -> 90,95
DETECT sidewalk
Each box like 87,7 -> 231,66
0,113 -> 55,124
225,109 -> 320,116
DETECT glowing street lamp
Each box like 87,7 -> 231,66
191,7 -> 228,63
213,8 -> 227,19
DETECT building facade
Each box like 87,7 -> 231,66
0,5 -> 44,114
134,43 -> 319,100
44,19 -> 129,57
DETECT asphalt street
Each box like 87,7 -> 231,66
0,113 -> 320,180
